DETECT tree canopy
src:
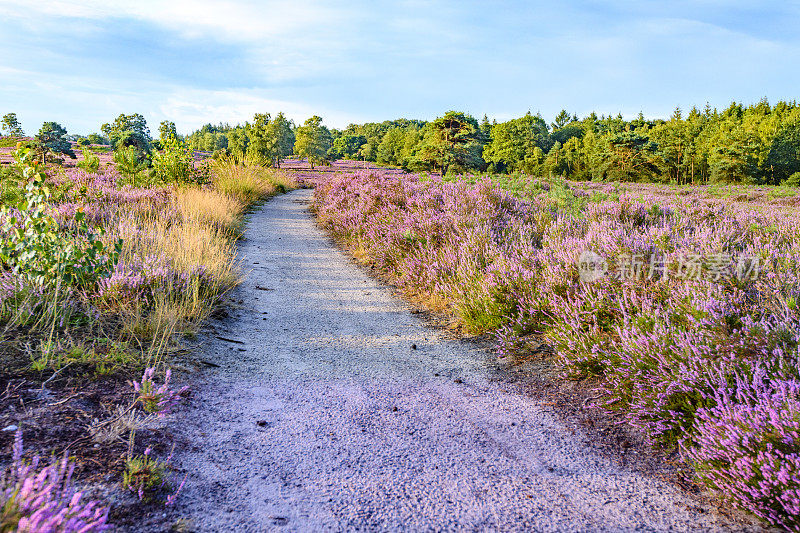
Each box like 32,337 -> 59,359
1,113 -> 24,137
34,122 -> 76,165
414,111 -> 485,175
178,98 -> 800,186
101,113 -> 151,156
295,116 -> 332,168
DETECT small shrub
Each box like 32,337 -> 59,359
151,136 -> 207,185
133,367 -> 187,416
685,371 -> 800,531
78,152 -> 101,173
785,172 -> 800,187
123,447 -> 170,501
114,146 -> 148,180
0,163 -> 121,291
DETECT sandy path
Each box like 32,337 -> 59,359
172,188 -> 742,532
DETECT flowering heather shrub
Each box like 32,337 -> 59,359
51,168 -> 172,227
1,430 -> 110,532
685,370 -> 800,530
96,255 -> 211,308
133,367 -> 188,416
313,168 -> 800,528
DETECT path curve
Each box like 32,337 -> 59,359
172,188 -> 743,532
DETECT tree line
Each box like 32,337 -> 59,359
184,99 -> 800,185
5,98 -> 800,185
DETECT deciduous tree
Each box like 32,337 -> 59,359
266,112 -> 295,167
295,116 -> 332,169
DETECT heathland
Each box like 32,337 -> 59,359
1,103 -> 799,531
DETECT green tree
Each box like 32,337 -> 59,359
597,132 -> 660,181
152,135 -> 205,184
101,113 -> 151,156
399,127 -> 424,170
765,119 -> 800,184
708,126 -> 761,183
266,112 -> 294,167
483,112 -> 549,173
651,108 -> 690,183
376,127 -> 406,166
1,113 -> 24,137
86,133 -> 108,145
158,120 -> 178,144
551,109 -> 577,130
246,113 -> 277,164
227,128 -> 249,161
479,114 -> 492,143
114,146 -> 149,182
550,124 -> 583,148
414,111 -> 485,175
34,122 -> 76,165
295,116 -> 332,169
543,141 -> 568,177
561,136 -> 587,178
331,134 -> 367,159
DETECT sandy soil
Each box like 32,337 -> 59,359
169,189 -> 761,532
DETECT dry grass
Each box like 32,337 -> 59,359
213,158 -> 297,205
174,188 -> 244,235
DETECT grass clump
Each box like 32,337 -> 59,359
213,157 -> 296,205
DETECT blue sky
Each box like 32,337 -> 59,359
1,0 -> 798,135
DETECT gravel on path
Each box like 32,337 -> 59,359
172,188 -> 751,532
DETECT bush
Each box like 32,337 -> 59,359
0,148 -> 121,292
685,371 -> 800,531
1,429 -> 110,532
78,152 -> 100,173
785,172 -> 800,187
114,146 -> 149,180
151,136 -> 207,185
123,447 -> 171,502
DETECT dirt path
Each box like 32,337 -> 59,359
172,189 -> 745,532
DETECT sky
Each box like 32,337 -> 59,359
1,0 -> 799,135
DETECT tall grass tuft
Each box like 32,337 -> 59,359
213,158 -> 296,205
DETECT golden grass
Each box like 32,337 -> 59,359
109,205 -> 239,319
212,158 -> 297,205
174,188 -> 244,235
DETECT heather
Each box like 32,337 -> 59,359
313,167 -> 800,529
1,430 -> 110,532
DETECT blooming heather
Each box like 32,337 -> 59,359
133,367 -> 188,417
1,429 -> 110,532
313,168 -> 800,529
